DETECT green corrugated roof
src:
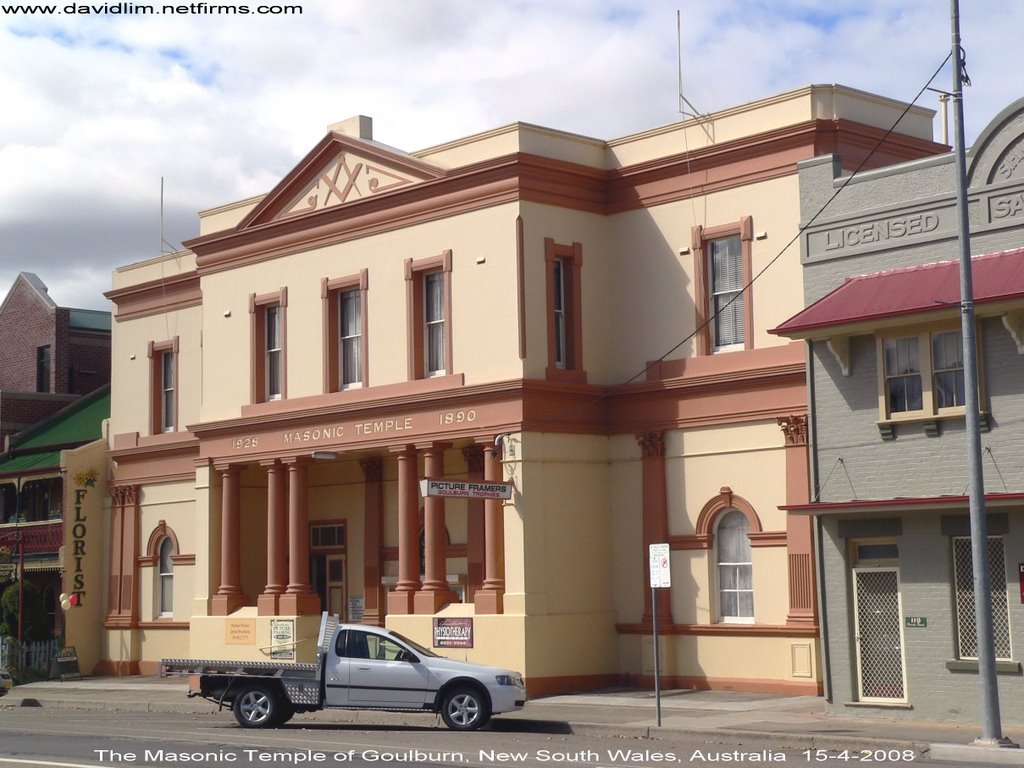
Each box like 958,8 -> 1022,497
0,450 -> 62,477
9,386 -> 110,452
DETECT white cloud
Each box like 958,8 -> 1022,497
0,0 -> 1019,310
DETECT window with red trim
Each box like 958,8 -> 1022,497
250,289 -> 287,402
692,218 -> 753,355
323,272 -> 369,391
545,239 -> 584,381
148,338 -> 178,434
405,252 -> 453,380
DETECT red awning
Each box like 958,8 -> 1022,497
772,247 -> 1024,337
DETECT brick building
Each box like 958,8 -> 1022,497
773,96 -> 1024,723
0,273 -> 111,447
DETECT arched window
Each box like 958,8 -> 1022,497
716,510 -> 753,622
158,537 -> 175,616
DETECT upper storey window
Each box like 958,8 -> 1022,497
149,338 -> 178,433
708,235 -> 744,350
879,327 -> 968,420
424,272 -> 446,376
406,251 -> 453,380
545,239 -> 584,382
692,218 -> 753,355
250,288 -> 287,403
323,271 -> 369,392
36,345 -> 51,393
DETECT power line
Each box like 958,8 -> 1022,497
532,54 -> 954,432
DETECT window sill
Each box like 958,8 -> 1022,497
844,701 -> 913,710
545,366 -> 587,384
945,659 -> 1021,674
877,411 -> 990,440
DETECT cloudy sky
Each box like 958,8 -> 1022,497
0,1 -> 1018,310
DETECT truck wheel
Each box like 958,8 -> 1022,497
232,684 -> 282,728
440,685 -> 491,731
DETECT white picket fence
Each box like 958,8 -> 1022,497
0,636 -> 62,677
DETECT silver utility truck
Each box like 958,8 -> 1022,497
160,614 -> 527,731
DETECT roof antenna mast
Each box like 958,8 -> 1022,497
676,9 -> 705,119
160,177 -> 177,254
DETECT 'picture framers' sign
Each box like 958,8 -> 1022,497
419,479 -> 513,500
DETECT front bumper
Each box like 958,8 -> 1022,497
488,682 -> 527,714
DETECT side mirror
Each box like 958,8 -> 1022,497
396,650 -> 417,663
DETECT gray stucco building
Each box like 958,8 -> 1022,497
774,97 -> 1024,723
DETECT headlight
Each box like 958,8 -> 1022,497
495,673 -> 524,687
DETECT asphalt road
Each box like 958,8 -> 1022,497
0,708 -> 1013,768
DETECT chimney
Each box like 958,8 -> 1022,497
329,115 -> 373,140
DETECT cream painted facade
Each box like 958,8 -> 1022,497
101,86 -> 945,694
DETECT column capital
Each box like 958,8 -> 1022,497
282,455 -> 313,467
111,484 -> 139,506
359,456 -> 384,482
635,431 -> 665,458
777,415 -> 809,446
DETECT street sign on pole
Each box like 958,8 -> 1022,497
649,542 -> 671,588
648,542 -> 670,727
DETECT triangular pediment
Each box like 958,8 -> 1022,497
239,133 -> 445,228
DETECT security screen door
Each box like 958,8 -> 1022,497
852,567 -> 908,702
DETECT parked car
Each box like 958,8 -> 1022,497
162,614 -> 527,731
0,667 -> 12,697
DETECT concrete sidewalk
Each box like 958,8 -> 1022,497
3,676 -> 1024,764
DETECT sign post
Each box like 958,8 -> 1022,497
648,542 -> 671,727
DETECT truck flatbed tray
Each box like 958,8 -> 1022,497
160,658 -> 318,677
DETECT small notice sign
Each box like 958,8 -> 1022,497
270,619 -> 295,660
433,617 -> 473,648
649,543 -> 671,588
905,616 -> 928,628
225,619 -> 256,645
49,646 -> 81,681
419,479 -> 513,500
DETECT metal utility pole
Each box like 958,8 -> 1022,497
949,0 -> 1012,747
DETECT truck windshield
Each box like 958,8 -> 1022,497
387,630 -> 439,657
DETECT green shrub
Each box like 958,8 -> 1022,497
0,581 -> 50,642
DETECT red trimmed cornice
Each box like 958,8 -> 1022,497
188,153 -> 606,275
104,270 -> 202,322
186,119 -> 945,277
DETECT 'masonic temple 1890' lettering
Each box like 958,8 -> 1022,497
825,213 -> 939,250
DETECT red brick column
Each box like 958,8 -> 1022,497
279,458 -> 320,615
778,416 -> 817,626
257,460 -> 288,616
388,446 -> 420,614
475,440 -> 505,614
360,457 -> 385,626
637,432 -> 672,628
415,442 -> 458,613
212,465 -> 245,615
